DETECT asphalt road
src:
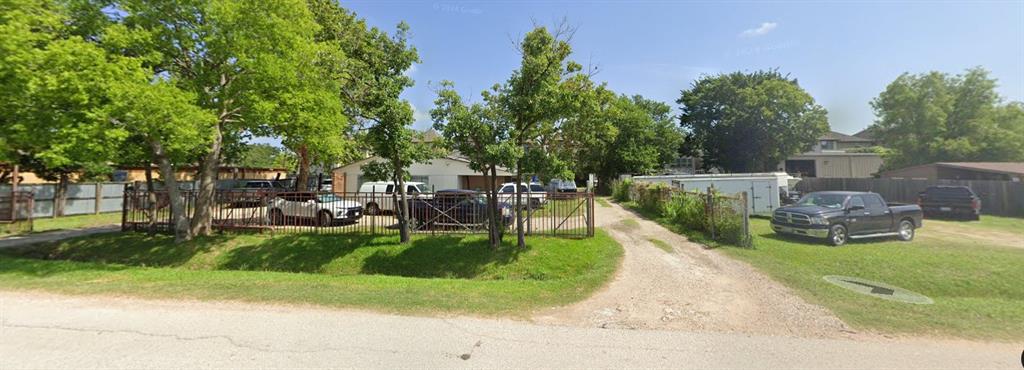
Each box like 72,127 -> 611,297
1,292 -> 1017,369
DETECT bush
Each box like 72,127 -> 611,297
621,182 -> 750,248
635,183 -> 669,214
611,179 -> 633,202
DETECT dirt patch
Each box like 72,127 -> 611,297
533,202 -> 857,339
920,220 -> 1024,250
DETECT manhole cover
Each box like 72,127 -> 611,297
823,275 -> 934,304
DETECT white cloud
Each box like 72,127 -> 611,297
740,22 -> 778,37
411,103 -> 431,124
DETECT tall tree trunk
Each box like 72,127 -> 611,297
295,145 -> 310,191
150,139 -> 191,243
190,123 -> 223,237
514,162 -> 525,248
54,173 -> 69,218
395,169 -> 410,244
144,165 -> 157,235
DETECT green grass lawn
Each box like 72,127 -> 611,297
595,197 -> 611,207
961,215 -> 1024,233
720,218 -> 1024,340
2,212 -> 121,236
0,230 -> 622,315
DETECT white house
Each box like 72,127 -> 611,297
331,155 -> 515,193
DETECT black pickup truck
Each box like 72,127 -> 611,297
770,191 -> 924,246
917,185 -> 981,220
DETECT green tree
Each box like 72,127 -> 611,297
101,0 -> 350,236
678,70 -> 829,173
432,81 -> 518,249
576,94 -> 684,193
495,24 -> 594,248
306,0 -> 423,243
0,0 -> 130,213
235,144 -> 296,169
869,67 -> 1024,169
0,0 -> 216,240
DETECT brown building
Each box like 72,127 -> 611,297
878,162 -> 1024,182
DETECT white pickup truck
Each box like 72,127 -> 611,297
497,182 -> 548,209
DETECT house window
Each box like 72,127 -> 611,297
819,140 -> 837,150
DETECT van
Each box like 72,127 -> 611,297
358,181 -> 427,215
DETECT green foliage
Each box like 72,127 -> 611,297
869,67 -> 1024,170
626,182 -> 750,247
611,179 -> 633,202
575,94 -> 685,192
0,230 -> 623,314
234,144 -> 297,169
678,70 -> 829,173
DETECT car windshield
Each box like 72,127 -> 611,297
317,194 -> 343,203
796,193 -> 848,209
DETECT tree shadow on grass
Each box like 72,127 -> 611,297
216,233 -> 392,273
0,233 -> 225,268
0,255 -> 129,277
360,236 -> 522,279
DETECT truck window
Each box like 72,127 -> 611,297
407,185 -> 420,193
500,185 -> 514,193
385,185 -> 394,194
864,194 -> 886,210
530,184 -> 546,192
848,196 -> 866,209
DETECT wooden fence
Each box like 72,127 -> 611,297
794,178 -> 1024,217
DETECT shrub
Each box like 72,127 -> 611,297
611,179 -> 633,202
621,183 -> 750,248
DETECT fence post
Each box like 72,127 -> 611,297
706,186 -> 715,241
95,182 -> 102,214
742,191 -> 750,247
121,183 -> 130,231
587,192 -> 595,237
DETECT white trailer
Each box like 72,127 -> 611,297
630,172 -> 798,216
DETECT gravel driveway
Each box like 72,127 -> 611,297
534,201 -> 856,338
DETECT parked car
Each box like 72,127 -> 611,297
770,191 -> 923,246
497,182 -> 548,208
228,180 -> 289,207
267,193 -> 363,226
548,178 -> 578,193
408,189 -> 512,229
358,181 -> 429,215
917,185 -> 981,220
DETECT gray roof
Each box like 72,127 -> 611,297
820,130 -> 875,143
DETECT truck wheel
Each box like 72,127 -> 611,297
366,202 -> 380,215
318,211 -> 333,227
269,209 -> 284,225
827,224 -> 848,246
897,219 -> 915,241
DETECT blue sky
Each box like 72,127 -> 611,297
272,0 -> 1024,143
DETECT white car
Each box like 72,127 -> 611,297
498,182 -> 548,208
268,193 -> 363,226
358,181 -> 430,215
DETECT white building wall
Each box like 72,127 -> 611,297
334,156 -> 512,193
